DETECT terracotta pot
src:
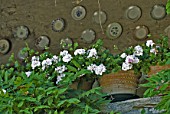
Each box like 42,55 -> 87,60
70,78 -> 94,90
148,64 -> 170,77
99,70 -> 139,95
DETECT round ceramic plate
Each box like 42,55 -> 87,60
71,6 -> 86,20
0,39 -> 10,54
17,48 -> 28,60
60,38 -> 73,49
125,6 -> 142,21
134,26 -> 149,40
52,18 -> 65,32
35,35 -> 50,50
151,4 -> 166,20
106,22 -> 122,39
81,29 -> 96,43
13,26 -> 29,40
93,10 -> 107,24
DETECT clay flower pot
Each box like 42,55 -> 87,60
148,64 -> 170,77
70,77 -> 94,90
99,70 -> 139,95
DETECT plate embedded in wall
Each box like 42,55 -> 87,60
125,6 -> 142,21
106,22 -> 123,39
81,29 -> 96,43
71,6 -> 86,20
60,38 -> 73,49
93,10 -> 107,24
13,26 -> 29,40
151,4 -> 166,20
35,35 -> 50,50
0,39 -> 10,54
52,18 -> 65,32
17,48 -> 29,60
134,26 -> 149,40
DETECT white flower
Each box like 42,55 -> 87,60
60,50 -> 68,56
62,54 -> 72,63
56,74 -> 66,84
31,56 -> 39,61
52,55 -> 59,63
125,55 -> 139,64
150,48 -> 157,55
120,53 -> 127,58
55,65 -> 67,74
25,71 -> 32,77
134,45 -> 143,56
31,60 -> 41,69
87,48 -> 97,58
45,58 -> 52,66
146,40 -> 155,47
94,64 -> 106,75
2,89 -> 6,94
122,62 -> 133,71
74,49 -> 86,56
87,64 -> 97,73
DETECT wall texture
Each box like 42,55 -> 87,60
0,0 -> 170,64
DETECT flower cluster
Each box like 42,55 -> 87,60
87,64 -> 106,75
60,50 -> 72,63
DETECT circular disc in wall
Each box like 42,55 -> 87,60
81,29 -> 96,43
106,22 -> 123,39
134,26 -> 149,40
35,35 -> 50,50
125,6 -> 142,21
13,26 -> 29,40
151,4 -> 166,20
52,18 -> 65,32
60,38 -> 73,50
71,6 -> 86,20
93,10 -> 107,24
0,39 -> 10,54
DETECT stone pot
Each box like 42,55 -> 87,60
99,70 -> 139,95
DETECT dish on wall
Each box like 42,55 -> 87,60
93,10 -> 107,24
0,39 -> 10,54
106,22 -> 123,39
134,25 -> 149,40
81,29 -> 96,43
71,6 -> 86,20
52,18 -> 65,32
60,38 -> 73,49
125,6 -> 142,21
13,26 -> 29,40
150,4 -> 166,20
35,35 -> 50,50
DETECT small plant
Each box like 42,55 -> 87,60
166,0 -> 170,14
141,69 -> 170,114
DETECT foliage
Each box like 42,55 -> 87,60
166,0 -> 170,14
141,69 -> 170,114
0,40 -> 111,114
118,36 -> 170,75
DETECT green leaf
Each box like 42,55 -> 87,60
67,65 -> 77,72
34,105 -> 50,112
18,101 -> 24,107
48,97 -> 53,105
72,60 -> 81,68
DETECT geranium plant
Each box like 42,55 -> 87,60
0,39 -> 111,114
118,36 -> 170,75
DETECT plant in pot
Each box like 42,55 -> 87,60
137,36 -> 170,77
0,40 -> 110,114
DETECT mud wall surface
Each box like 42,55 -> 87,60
0,0 -> 169,64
